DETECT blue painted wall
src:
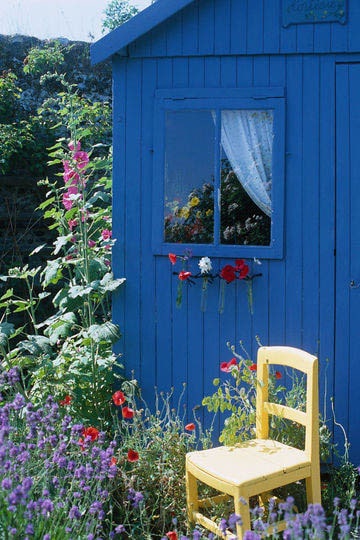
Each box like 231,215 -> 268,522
107,0 -> 360,462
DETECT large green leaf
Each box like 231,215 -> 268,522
99,272 -> 126,293
87,322 -> 121,344
18,335 -> 52,356
45,312 -> 77,345
42,259 -> 62,287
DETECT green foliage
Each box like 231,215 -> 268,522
0,71 -> 21,123
23,41 -> 65,76
202,341 -> 332,461
102,0 -> 139,32
0,79 -> 123,429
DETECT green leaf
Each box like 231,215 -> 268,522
45,312 -> 77,345
0,288 -> 13,300
53,235 -> 71,255
29,244 -> 47,256
0,322 -> 15,346
87,322 -> 121,344
18,335 -> 52,356
42,259 -> 62,287
99,272 -> 125,293
38,196 -> 56,210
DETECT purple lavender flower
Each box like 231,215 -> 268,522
69,505 -> 82,520
115,525 -> 126,533
127,488 -> 144,509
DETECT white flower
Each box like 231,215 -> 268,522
198,256 -> 212,275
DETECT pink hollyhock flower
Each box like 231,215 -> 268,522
104,259 -> 111,267
74,150 -> 89,169
101,229 -> 112,241
68,219 -> 78,230
178,271 -> 191,281
62,186 -> 79,211
68,140 -> 81,152
88,240 -> 96,248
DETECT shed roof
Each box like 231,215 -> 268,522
90,0 -> 196,64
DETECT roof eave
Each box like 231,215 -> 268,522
90,0 -> 196,65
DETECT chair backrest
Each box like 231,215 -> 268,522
256,346 -> 319,461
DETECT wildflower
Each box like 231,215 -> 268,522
110,456 -> 117,466
185,423 -> 195,431
59,395 -> 72,406
168,253 -> 177,265
178,271 -> 191,281
88,240 -> 96,248
166,532 -> 178,540
115,525 -> 126,534
127,449 -> 139,462
69,505 -> 82,520
68,219 -> 78,230
122,406 -> 134,419
249,363 -> 257,371
198,256 -> 212,274
127,488 -> 143,508
220,264 -> 236,283
82,427 -> 100,441
275,371 -> 282,379
101,229 -> 112,241
220,358 -> 237,372
112,391 -> 126,406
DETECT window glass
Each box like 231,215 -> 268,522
164,110 -> 215,243
220,110 -> 272,245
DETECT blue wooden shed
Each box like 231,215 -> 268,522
91,0 -> 360,463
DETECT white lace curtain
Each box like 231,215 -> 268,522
221,109 -> 273,217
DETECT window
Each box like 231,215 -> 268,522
153,88 -> 285,258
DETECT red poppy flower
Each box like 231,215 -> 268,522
168,253 -> 177,265
59,395 -> 72,406
110,456 -> 117,466
112,390 -> 126,406
220,264 -> 236,283
166,532 -> 178,540
185,423 -> 195,431
82,427 -> 100,441
275,371 -> 282,379
127,449 -> 139,462
220,357 -> 237,372
178,271 -> 191,281
122,406 -> 135,419
249,363 -> 257,372
235,259 -> 246,270
238,263 -> 249,279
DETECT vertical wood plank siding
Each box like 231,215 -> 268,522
109,0 -> 360,450
127,0 -> 359,59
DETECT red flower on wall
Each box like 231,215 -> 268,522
185,423 -> 195,431
220,264 -> 236,283
249,363 -> 257,372
275,371 -> 282,379
178,270 -> 192,281
168,253 -> 177,265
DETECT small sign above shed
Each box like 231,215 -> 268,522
282,0 -> 346,27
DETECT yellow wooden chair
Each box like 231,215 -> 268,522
186,346 -> 321,539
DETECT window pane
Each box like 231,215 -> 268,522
220,110 -> 272,245
164,110 -> 215,244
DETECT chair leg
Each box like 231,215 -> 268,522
306,469 -> 321,505
186,468 -> 199,525
234,492 -> 251,540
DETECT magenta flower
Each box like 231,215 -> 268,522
73,151 -> 89,169
68,140 -> 81,152
88,240 -> 96,248
101,229 -> 112,241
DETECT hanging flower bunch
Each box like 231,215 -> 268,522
168,253 -> 261,313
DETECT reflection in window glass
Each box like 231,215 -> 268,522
220,110 -> 272,245
164,110 -> 215,244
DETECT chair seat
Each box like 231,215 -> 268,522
187,439 -> 311,488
